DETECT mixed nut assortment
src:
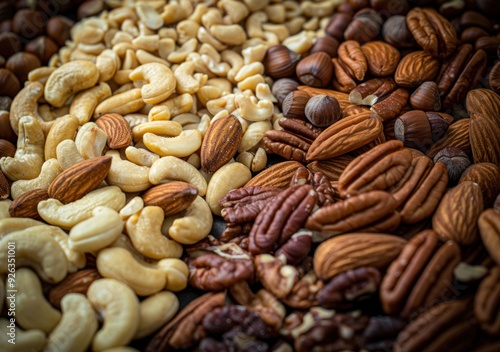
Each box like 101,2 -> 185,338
0,0 -> 500,351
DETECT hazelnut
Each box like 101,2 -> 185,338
6,51 -> 41,83
382,15 -> 416,48
0,110 -> 16,144
459,11 -> 493,32
0,68 -> 20,99
0,32 -> 22,59
25,35 -> 58,64
370,0 -> 409,15
476,0 -> 500,16
263,44 -> 301,79
410,81 -> 441,111
46,16 -> 74,46
394,110 -> 433,153
296,52 -> 333,88
475,36 -> 500,55
77,0 -> 104,20
271,78 -> 300,108
439,0 -> 465,17
304,95 -> 341,127
426,111 -> 452,142
344,9 -> 383,44
460,27 -> 489,44
347,0 -> 370,12
12,9 -> 46,40
325,13 -> 352,41
36,0 -> 75,15
282,90 -> 311,120
434,147 -> 471,184
310,36 -> 339,58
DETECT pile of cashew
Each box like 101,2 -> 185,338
0,0 -> 344,350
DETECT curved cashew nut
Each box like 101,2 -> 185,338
206,162 -> 252,216
96,247 -> 188,295
74,122 -> 108,160
94,88 -> 145,118
1,116 -> 44,181
106,150 -> 152,192
10,268 -> 61,333
119,196 -> 144,220
242,44 -> 267,64
238,120 -> 272,153
69,206 -> 124,253
143,129 -> 202,158
125,147 -> 159,167
11,159 -> 62,199
45,293 -> 98,352
210,24 -> 247,45
56,140 -> 85,170
44,114 -> 80,160
129,63 -> 176,105
126,206 -> 183,260
0,318 -> 45,352
148,94 -> 194,121
245,11 -> 267,39
174,61 -> 199,94
44,60 -> 100,108
0,200 -> 12,219
222,50 -> 244,83
28,66 -> 56,84
38,186 -> 126,230
0,229 -> 68,283
87,278 -> 139,351
206,93 -> 236,115
134,291 -> 179,339
234,62 -> 265,82
168,195 -> 212,244
149,156 -> 207,196
132,120 -> 182,143
69,83 -> 112,124
96,49 -> 121,83
0,218 -> 44,238
235,94 -> 274,121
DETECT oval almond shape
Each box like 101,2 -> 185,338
245,160 -> 302,188
141,181 -> 198,216
478,209 -> 500,266
95,113 -> 133,149
395,51 -> 439,88
8,188 -> 49,219
48,156 -> 112,204
361,41 -> 401,77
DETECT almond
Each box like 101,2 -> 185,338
314,233 -> 407,280
466,88 -> 500,125
361,41 -> 400,77
0,139 -> 16,158
244,160 -> 302,188
8,188 -> 49,219
201,114 -> 243,174
470,112 -> 500,167
395,51 -> 440,88
478,209 -> 500,266
459,163 -> 500,208
0,170 -> 10,200
95,113 -> 133,149
426,118 -> 471,159
48,269 -> 101,310
48,156 -> 112,204
297,86 -> 351,111
141,181 -> 198,216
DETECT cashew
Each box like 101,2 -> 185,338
38,186 -> 126,230
234,62 -> 265,82
135,291 -> 179,339
0,318 -> 45,352
28,66 -> 56,85
236,94 -> 274,121
114,69 -> 133,85
69,206 -> 124,253
143,129 -> 202,158
45,293 -> 98,352
123,113 -> 148,128
245,11 -> 267,39
129,63 -> 176,105
44,114 -> 80,160
56,140 -> 85,170
125,146 -> 159,167
74,122 -> 108,159
174,61 -> 199,94
206,93 -> 236,115
132,121 -> 182,143
197,85 -> 222,106
221,50 -> 244,83
148,94 -> 194,121
168,195 -> 212,244
11,159 -> 62,199
241,44 -> 267,65
209,25 -> 246,45
44,60 -> 100,108
256,83 -> 277,102
149,156 -> 207,196
94,88 -> 145,117
0,218 -> 44,238
161,3 -> 190,25
1,116 -> 44,181
106,150 -> 152,192
0,200 -> 11,219
126,206 -> 183,260
238,120 -> 272,152
87,278 -> 139,351
0,229 -> 68,283
218,0 -> 250,23
122,49 -> 139,70
283,30 -> 314,54
237,74 -> 266,92
176,20 -> 200,45
262,23 -> 290,41
132,35 -> 160,52
172,113 -> 201,126
119,196 -> 144,220
158,38 -> 176,60
136,49 -> 170,66
136,2 -> 164,30
44,225 -> 86,273
96,247 -> 188,295
197,27 -> 227,51
70,83 -> 112,124
206,162 -> 252,216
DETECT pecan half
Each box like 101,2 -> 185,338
278,117 -> 323,141
275,229 -> 313,265
255,254 -> 299,299
332,57 -> 357,93
282,270 -> 324,309
475,266 -> 500,335
264,130 -> 311,163
362,316 -> 407,352
307,155 -> 355,182
338,40 -> 368,81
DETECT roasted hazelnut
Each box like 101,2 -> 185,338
304,95 -> 341,127
394,110 -> 434,152
336,2 -> 355,14
476,0 -> 500,16
439,0 -> 466,17
296,52 -> 333,87
272,78 -> 300,108
25,35 -> 58,64
310,36 -> 339,58
36,0 -> 75,15
0,32 -> 22,59
410,81 -> 441,111
263,44 -> 301,79
459,11 -> 493,32
6,51 -> 41,83
475,35 -> 500,55
77,0 -> 104,20
325,13 -> 352,41
382,15 -> 416,48
12,9 -> 46,40
344,9 -> 383,44
460,27 -> 490,44
347,0 -> 370,12
46,16 -> 74,46
433,147 -> 471,184
0,139 -> 15,158
0,68 -> 20,99
282,90 -> 311,120
489,61 -> 500,95
426,111 -> 452,142
370,0 -> 410,16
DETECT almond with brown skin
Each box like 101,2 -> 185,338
201,114 -> 243,174
478,209 -> 500,266
8,188 -> 49,219
395,51 -> 440,88
95,113 -> 133,149
469,112 -> 500,168
48,156 -> 112,204
426,118 -> 471,159
0,170 -> 10,200
244,160 -> 302,188
0,139 -> 15,158
361,41 -> 401,77
466,88 -> 500,125
48,269 -> 101,310
141,181 -> 198,216
459,163 -> 500,209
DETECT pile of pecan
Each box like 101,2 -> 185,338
147,0 -> 500,351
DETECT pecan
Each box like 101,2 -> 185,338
331,57 -> 357,93
275,229 -> 313,265
343,104 -> 371,117
245,161 -> 303,188
459,162 -> 500,209
437,44 -> 473,97
338,40 -> 368,81
349,77 -> 398,106
318,267 -> 381,310
289,166 -> 313,186
311,171 -> 336,206
307,155 -> 355,182
263,130 -> 310,163
188,253 -> 254,291
362,316 -> 407,352
426,118 -> 471,159
219,222 -> 252,250
475,266 -> 500,335
282,270 -> 324,309
278,117 -> 323,141
479,209 -> 500,266
255,254 -> 299,299
249,185 -> 317,255
406,7 -> 458,58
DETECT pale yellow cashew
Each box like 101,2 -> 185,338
238,120 -> 272,153
0,318 -> 45,352
235,94 -> 274,121
237,74 -> 266,92
0,218 -> 44,238
236,148 -> 267,172
43,225 -> 86,273
136,2 -> 164,30
134,291 -> 178,339
94,88 -> 145,118
56,140 -> 85,170
0,200 -> 12,219
119,196 -> 144,220
242,43 -> 267,64
149,156 -> 207,196
9,268 -> 61,333
28,66 -> 56,84
129,63 -> 176,105
45,293 -> 98,352
69,206 -> 124,253
147,94 -> 194,121
87,278 -> 140,352
143,129 -> 202,158
168,196 -> 212,244
206,162 -> 252,216
44,114 -> 80,160
125,146 -> 159,167
38,186 -> 126,230
44,60 -> 100,108
174,61 -> 199,94
256,83 -> 277,102
10,159 -> 62,199
74,122 -> 108,160
218,0 -> 249,23
222,50 -> 244,83
206,93 -> 236,115
126,206 -> 183,260
96,247 -> 189,295
234,62 -> 265,82
69,83 -> 112,124
0,230 -> 68,283
0,274 -> 3,314
106,150 -> 152,192
1,116 -> 44,181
